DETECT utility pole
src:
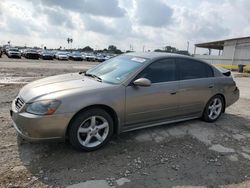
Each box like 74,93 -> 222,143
187,41 -> 190,52
142,45 -> 145,52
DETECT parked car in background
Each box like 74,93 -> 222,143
95,54 -> 106,62
7,48 -> 21,58
40,51 -> 54,60
51,50 -> 58,59
24,49 -> 39,59
10,52 -> 239,151
3,45 -> 10,55
55,51 -> 69,60
85,53 -> 96,61
20,49 -> 26,57
69,51 -> 83,61
81,52 -> 87,60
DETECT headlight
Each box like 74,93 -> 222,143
26,100 -> 61,115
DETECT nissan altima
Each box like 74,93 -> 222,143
10,52 -> 239,151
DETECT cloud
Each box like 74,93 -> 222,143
173,3 -> 229,41
0,0 -> 249,52
35,0 -> 126,18
83,16 -> 115,35
43,7 -> 75,29
135,0 -> 173,27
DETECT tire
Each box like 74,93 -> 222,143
69,108 -> 114,151
202,95 -> 224,122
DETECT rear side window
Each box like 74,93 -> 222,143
136,59 -> 177,83
177,58 -> 214,80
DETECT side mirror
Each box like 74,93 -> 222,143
133,78 -> 151,87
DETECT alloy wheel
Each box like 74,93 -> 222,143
77,116 -> 109,148
208,97 -> 222,120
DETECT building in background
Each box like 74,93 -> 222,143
194,36 -> 250,66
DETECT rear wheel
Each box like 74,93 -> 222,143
69,109 -> 114,151
202,95 -> 224,122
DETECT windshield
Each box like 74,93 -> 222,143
10,48 -> 19,51
58,52 -> 68,55
86,55 -> 147,84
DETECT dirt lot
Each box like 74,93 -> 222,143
0,56 -> 250,188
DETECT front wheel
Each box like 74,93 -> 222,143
69,109 -> 114,151
202,95 -> 224,122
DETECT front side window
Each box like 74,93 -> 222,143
136,59 -> 177,83
177,59 -> 214,80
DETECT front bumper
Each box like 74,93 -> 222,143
9,54 -> 21,58
42,56 -> 54,60
72,57 -> 83,61
10,101 -> 73,141
58,56 -> 68,60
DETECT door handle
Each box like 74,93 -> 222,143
208,85 -> 214,88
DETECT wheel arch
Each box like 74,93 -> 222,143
65,104 -> 119,138
206,93 -> 226,113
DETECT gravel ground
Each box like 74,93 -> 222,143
0,57 -> 250,188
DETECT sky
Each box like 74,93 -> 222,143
0,0 -> 250,53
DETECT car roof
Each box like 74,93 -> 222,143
124,52 -> 190,60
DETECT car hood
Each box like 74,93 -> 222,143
19,73 -> 111,102
9,51 -> 20,53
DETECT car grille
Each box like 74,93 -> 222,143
15,97 -> 25,111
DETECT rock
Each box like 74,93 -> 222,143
44,177 -> 49,181
39,170 -> 44,174
11,165 -> 26,172
67,180 -> 110,188
124,170 -> 130,177
209,144 -> 235,153
227,154 -> 239,162
209,158 -> 218,162
242,146 -> 250,154
232,134 -> 245,140
116,178 -> 131,186
241,153 -> 250,160
171,165 -> 180,171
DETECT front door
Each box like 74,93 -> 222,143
125,59 -> 180,126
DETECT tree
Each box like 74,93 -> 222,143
164,46 -> 178,53
108,45 -> 117,52
67,38 -> 73,49
154,49 -> 164,52
108,45 -> 123,54
81,46 -> 94,52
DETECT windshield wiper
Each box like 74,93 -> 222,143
84,73 -> 102,82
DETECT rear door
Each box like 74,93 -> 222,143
177,58 -> 215,117
125,59 -> 180,126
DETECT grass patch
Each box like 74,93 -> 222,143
215,64 -> 250,73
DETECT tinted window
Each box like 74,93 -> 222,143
177,59 -> 214,80
136,59 -> 177,83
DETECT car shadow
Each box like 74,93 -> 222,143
17,113 -> 250,187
